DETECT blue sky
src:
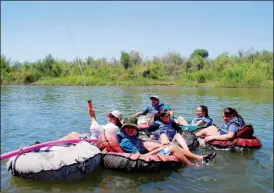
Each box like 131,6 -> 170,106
1,1 -> 273,62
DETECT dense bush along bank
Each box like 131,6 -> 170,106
1,48 -> 272,88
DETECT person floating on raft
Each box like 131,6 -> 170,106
194,107 -> 262,151
60,108 -> 123,140
145,109 -> 195,152
195,107 -> 244,143
117,116 -> 217,167
175,105 -> 213,127
134,95 -> 173,118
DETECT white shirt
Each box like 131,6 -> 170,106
89,121 -> 119,138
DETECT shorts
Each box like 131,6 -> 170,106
158,147 -> 171,155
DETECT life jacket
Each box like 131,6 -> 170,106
220,116 -> 244,134
95,130 -> 123,153
191,116 -> 213,127
151,120 -> 177,141
147,103 -> 170,115
116,131 -> 148,154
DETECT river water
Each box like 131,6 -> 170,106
1,85 -> 273,193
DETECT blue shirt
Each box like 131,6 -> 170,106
191,116 -> 213,127
142,103 -> 171,115
150,120 -> 178,141
116,131 -> 148,154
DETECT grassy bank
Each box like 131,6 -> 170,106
1,48 -> 273,88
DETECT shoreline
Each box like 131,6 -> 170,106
1,81 -> 272,88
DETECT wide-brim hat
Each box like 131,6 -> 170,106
121,117 -> 138,130
106,110 -> 123,124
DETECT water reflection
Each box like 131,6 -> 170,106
6,167 -> 175,193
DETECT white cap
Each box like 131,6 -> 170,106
106,110 -> 123,123
150,95 -> 159,100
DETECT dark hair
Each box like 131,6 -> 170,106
159,109 -> 170,117
116,119 -> 122,128
223,107 -> 245,125
109,114 -> 122,128
199,105 -> 209,117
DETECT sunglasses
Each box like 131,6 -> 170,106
160,115 -> 170,118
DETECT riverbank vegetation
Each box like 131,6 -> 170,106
1,48 -> 273,88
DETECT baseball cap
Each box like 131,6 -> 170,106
106,110 -> 123,124
150,95 -> 159,100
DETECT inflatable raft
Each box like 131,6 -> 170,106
199,125 -> 262,151
6,141 -> 101,180
96,130 -> 181,172
137,114 -> 154,129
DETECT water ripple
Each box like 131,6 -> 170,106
1,85 -> 273,193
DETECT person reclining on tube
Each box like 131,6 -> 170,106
145,109 -> 195,152
134,95 -> 173,119
195,107 -> 245,143
60,109 -> 123,140
117,116 -> 217,167
175,105 -> 213,127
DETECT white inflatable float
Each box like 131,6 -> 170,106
6,141 -> 101,180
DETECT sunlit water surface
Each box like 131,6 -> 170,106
1,85 -> 273,193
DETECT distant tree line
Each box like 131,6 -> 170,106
1,48 -> 273,88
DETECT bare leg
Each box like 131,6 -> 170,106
176,116 -> 189,126
159,134 -> 171,145
173,145 -> 203,161
172,133 -> 190,152
157,134 -> 209,161
195,126 -> 219,137
168,144 -> 194,166
159,133 -> 191,152
59,131 -> 80,140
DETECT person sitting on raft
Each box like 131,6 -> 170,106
145,109 -> 194,152
134,95 -> 173,118
117,116 -> 217,167
195,107 -> 245,143
175,105 -> 213,127
60,109 -> 123,140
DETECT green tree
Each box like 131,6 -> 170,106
165,52 -> 183,65
190,49 -> 209,59
1,55 -> 11,82
190,55 -> 205,71
120,51 -> 131,69
129,50 -> 142,65
42,54 -> 56,76
86,56 -> 94,65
